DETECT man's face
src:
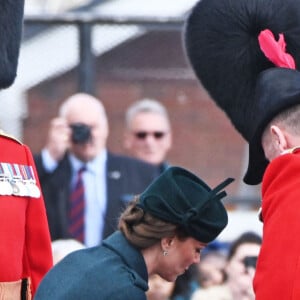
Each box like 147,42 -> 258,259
66,102 -> 108,162
124,112 -> 172,165
225,243 -> 260,297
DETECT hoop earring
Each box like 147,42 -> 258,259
163,250 -> 168,256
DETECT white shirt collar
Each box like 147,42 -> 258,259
69,150 -> 107,175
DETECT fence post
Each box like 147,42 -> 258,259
78,22 -> 95,95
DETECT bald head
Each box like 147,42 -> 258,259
59,93 -> 107,123
59,93 -> 109,162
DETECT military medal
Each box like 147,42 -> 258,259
7,164 -> 26,196
26,165 -> 41,198
11,180 -> 21,196
0,164 -> 12,195
17,164 -> 32,197
0,163 -> 17,195
0,174 -> 12,195
0,162 -> 41,198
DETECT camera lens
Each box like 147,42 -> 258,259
70,123 -> 92,144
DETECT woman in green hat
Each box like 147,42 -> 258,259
35,166 -> 233,300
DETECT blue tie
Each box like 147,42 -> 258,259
68,166 -> 86,243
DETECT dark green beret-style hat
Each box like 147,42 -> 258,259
137,166 -> 234,243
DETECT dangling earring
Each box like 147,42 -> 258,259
163,250 -> 168,256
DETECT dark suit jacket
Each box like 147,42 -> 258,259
34,151 -> 159,242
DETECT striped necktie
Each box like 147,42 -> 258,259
68,166 -> 86,243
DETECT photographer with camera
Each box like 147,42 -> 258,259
192,232 -> 262,300
34,93 -> 159,247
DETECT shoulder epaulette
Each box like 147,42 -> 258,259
0,129 -> 23,145
291,147 -> 300,154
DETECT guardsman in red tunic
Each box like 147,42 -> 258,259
184,0 -> 300,298
0,131 -> 53,299
0,1 -> 52,296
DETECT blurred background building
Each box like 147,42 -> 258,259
25,0 -> 91,14
1,0 -> 262,241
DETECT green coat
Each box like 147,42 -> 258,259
35,231 -> 148,299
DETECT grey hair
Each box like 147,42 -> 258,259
125,98 -> 170,129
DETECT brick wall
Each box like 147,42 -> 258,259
23,29 -> 259,205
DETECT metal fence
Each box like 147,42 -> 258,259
24,13 -> 184,94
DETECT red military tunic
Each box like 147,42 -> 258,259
254,149 -> 300,299
0,132 -> 53,297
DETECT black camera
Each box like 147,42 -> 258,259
243,256 -> 258,268
70,123 -> 92,144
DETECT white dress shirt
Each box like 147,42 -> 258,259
41,149 -> 108,247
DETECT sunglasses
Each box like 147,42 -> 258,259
134,131 -> 167,140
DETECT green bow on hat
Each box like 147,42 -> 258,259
138,166 -> 234,243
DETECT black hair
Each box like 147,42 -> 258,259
227,231 -> 262,261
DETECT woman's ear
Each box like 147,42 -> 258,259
161,236 -> 174,251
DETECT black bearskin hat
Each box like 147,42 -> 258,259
0,1 -> 24,88
184,0 -> 300,184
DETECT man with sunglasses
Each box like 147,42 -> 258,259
124,99 -> 172,173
